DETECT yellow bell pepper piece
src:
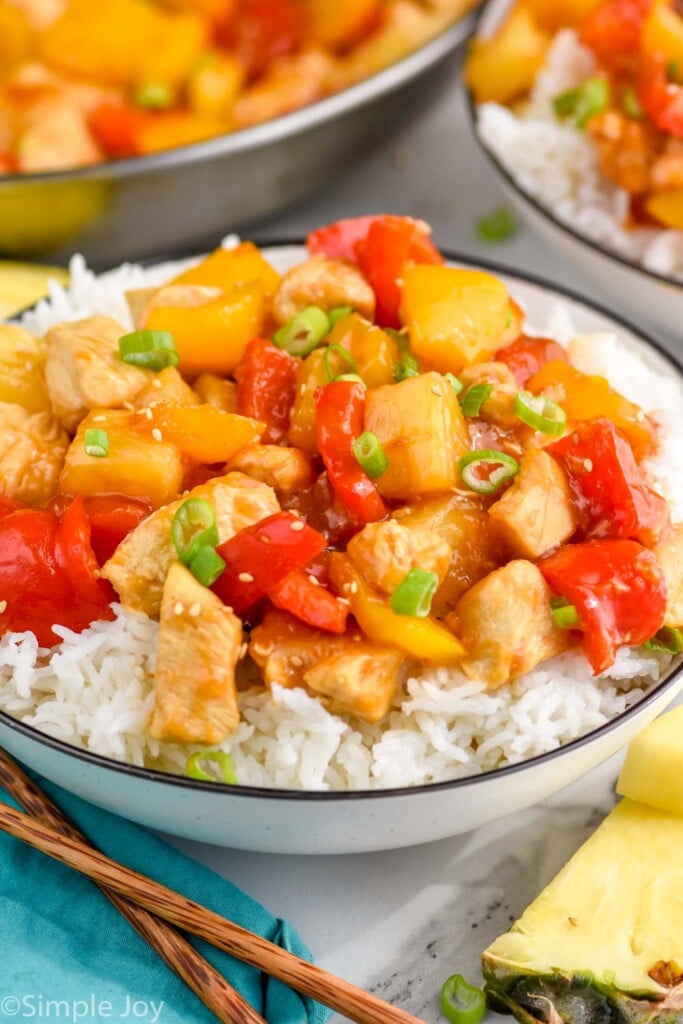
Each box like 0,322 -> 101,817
303,0 -> 381,50
144,282 -> 267,376
133,403 -> 264,463
527,360 -> 657,460
326,313 -> 400,389
523,0 -> 602,31
287,347 -> 329,455
329,554 -> 464,663
188,52 -> 245,118
402,264 -> 512,373
642,0 -> 683,66
465,4 -> 550,104
134,113 -> 229,155
645,189 -> 683,231
172,242 -> 280,300
0,1 -> 30,69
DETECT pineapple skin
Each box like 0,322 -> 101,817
482,800 -> 683,1024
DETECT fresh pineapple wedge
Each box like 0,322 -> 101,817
617,706 -> 683,817
483,799 -> 683,1023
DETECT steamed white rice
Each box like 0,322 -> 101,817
477,31 -> 683,282
0,250 -> 679,790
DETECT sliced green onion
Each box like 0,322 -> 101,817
550,597 -> 580,630
475,206 -> 518,243
189,544 -> 226,587
83,428 -> 109,458
440,974 -> 486,1024
324,343 -> 357,381
327,305 -> 353,329
393,352 -> 420,381
390,568 -> 439,618
186,750 -> 236,784
133,82 -> 176,110
553,77 -> 609,129
335,373 -> 366,387
118,330 -> 179,371
644,627 -> 683,655
514,390 -> 567,436
667,59 -> 681,84
444,372 -> 463,395
172,498 -> 219,567
459,383 -> 493,418
273,306 -> 330,357
352,431 -> 388,479
458,449 -> 520,495
622,87 -> 643,119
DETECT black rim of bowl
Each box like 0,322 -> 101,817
1,244 -> 681,801
0,13 -> 475,186
463,0 -> 683,293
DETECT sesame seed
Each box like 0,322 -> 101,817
238,642 -> 248,659
583,459 -> 593,472
430,386 -> 441,396
143,407 -> 153,420
151,428 -> 163,442
350,580 -> 359,594
189,602 -> 201,617
636,410 -> 646,422
24,360 -> 33,371
290,655 -> 304,667
238,572 -> 255,583
352,634 -> 362,642
337,597 -> 350,607
308,574 -> 319,586
0,600 -> 6,614
224,606 -> 234,614
92,415 -> 106,423
173,601 -> 184,616
122,401 -> 134,411
152,378 -> 163,389
260,535 -> 271,543
290,520 -> 305,531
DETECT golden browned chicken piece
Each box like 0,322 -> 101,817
17,95 -> 102,172
365,371 -> 470,499
44,315 -> 151,431
102,472 -> 279,617
488,449 -> 578,559
130,366 -> 199,409
655,524 -> 683,628
449,560 -> 571,687
227,444 -> 314,497
149,562 -> 242,744
0,402 -> 69,505
138,283 -> 222,325
587,110 -> 661,196
459,361 -> 520,430
650,138 -> 683,191
233,49 -> 340,128
347,518 -> 452,594
193,373 -> 238,413
250,610 -> 405,723
272,254 -> 376,325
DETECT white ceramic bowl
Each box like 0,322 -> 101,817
1,247 -> 681,854
464,0 -> 683,343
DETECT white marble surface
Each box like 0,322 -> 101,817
160,54 -> 681,1022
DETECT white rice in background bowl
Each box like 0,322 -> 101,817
476,30 -> 683,283
0,247 -> 681,791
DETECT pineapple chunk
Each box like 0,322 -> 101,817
465,4 -> 550,104
131,366 -> 199,409
401,265 -> 512,373
617,706 -> 683,817
60,409 -> 184,508
0,326 -> 50,413
149,562 -> 242,744
364,371 -> 469,499
483,799 -> 683,1016
326,313 -> 401,389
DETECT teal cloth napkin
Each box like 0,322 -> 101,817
0,774 -> 330,1024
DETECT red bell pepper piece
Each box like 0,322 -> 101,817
0,497 -> 116,648
89,102 -> 148,158
315,380 -> 387,525
0,496 -> 23,518
494,335 -> 569,387
234,337 -> 299,445
270,570 -> 349,633
231,0 -> 302,79
548,418 -> 669,547
539,539 -> 667,674
307,214 -> 444,327
81,496 -> 153,565
638,57 -> 683,139
213,510 -> 327,614
579,0 -> 648,68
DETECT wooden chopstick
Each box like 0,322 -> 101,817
0,798 -> 427,1024
0,753 -> 266,1024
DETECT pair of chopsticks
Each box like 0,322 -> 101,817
0,750 -> 426,1024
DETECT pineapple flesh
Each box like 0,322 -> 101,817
617,706 -> 683,817
483,799 -> 683,1023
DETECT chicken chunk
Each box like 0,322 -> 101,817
448,560 -> 570,687
272,254 -> 375,325
138,284 -> 222,326
102,472 -> 279,617
488,449 -> 578,559
0,402 -> 69,505
17,95 -> 102,172
233,49 -> 340,129
130,366 -> 199,409
227,444 -> 314,496
149,563 -> 242,743
249,609 -> 404,723
347,519 -> 452,595
45,315 -> 150,431
459,361 -> 519,430
655,524 -> 683,628
193,373 -> 238,413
